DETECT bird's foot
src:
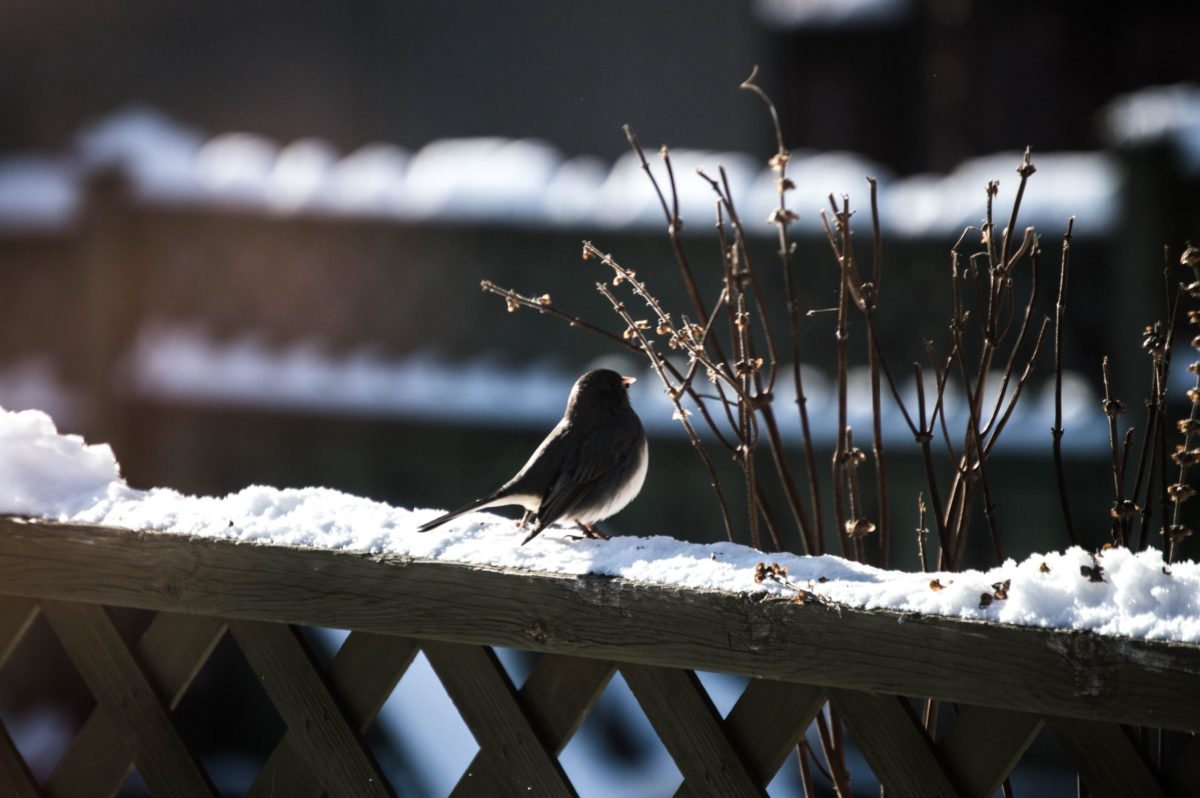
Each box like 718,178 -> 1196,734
563,522 -> 608,542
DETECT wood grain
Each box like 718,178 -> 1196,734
687,679 -> 826,793
423,640 -> 576,796
1049,718 -> 1166,798
937,704 -> 1043,798
452,653 -> 614,797
246,631 -> 418,798
1,519 -> 1197,733
41,600 -> 216,797
0,597 -> 37,667
228,619 -> 394,797
0,720 -> 39,798
46,612 -> 225,798
830,688 -> 959,797
624,664 -> 763,796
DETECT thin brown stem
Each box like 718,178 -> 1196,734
1052,218 -> 1078,546
597,282 -> 736,540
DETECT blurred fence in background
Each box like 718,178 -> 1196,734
0,92 -> 1198,557
1,92 -> 1200,795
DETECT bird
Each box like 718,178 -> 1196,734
417,368 -> 648,544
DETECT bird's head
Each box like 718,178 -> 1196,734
567,368 -> 636,416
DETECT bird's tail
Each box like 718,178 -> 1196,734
416,494 -> 502,533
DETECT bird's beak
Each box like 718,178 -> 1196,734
622,375 -> 636,388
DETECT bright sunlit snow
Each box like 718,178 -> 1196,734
1,405 -> 1197,644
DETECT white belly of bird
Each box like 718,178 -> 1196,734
573,438 -> 649,525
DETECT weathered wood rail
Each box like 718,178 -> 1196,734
0,517 -> 1197,796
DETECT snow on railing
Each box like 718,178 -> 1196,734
0,405 -> 1193,642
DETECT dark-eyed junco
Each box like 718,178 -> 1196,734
417,368 -> 648,544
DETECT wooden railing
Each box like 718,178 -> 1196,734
0,517 -> 1197,797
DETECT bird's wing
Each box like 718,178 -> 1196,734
532,424 -> 633,530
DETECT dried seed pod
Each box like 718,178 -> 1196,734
1102,397 -> 1126,416
845,518 -> 877,538
1167,483 -> 1196,503
505,297 -> 520,313
538,294 -> 552,306
1039,562 -> 1051,573
979,592 -> 994,609
1110,499 -> 1140,520
1142,324 -> 1167,355
1172,446 -> 1200,466
1166,524 -> 1194,542
1080,564 -> 1105,583
1182,244 -> 1200,269
929,579 -> 944,591
769,151 -> 790,171
1179,418 -> 1200,435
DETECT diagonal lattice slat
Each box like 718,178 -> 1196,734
228,619 -> 394,798
0,597 -> 40,798
0,720 -> 38,798
245,631 -> 419,798
622,663 -> 764,797
937,704 -> 1043,798
0,597 -> 37,666
40,600 -> 217,797
423,640 -> 577,796
1049,718 -> 1166,798
46,612 -> 226,798
452,652 -> 615,797
1171,733 -> 1200,797
829,688 -> 958,797
675,679 -> 825,797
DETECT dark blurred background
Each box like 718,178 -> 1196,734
2,1 -> 1200,795
3,1 -> 1198,172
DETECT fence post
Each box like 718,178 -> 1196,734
77,167 -> 141,450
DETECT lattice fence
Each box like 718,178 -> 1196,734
0,518 -> 1198,796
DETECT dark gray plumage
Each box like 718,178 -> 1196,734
417,369 -> 648,544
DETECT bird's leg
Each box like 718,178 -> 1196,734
563,522 -> 609,542
577,522 -> 609,540
516,510 -> 533,529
